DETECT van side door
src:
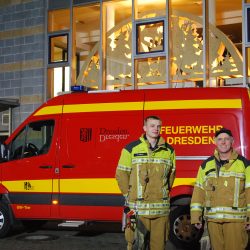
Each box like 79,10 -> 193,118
58,91 -> 145,221
1,119 -> 57,219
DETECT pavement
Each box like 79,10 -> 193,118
0,221 -> 249,250
0,221 -> 187,250
0,222 -> 126,250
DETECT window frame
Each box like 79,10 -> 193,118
48,32 -> 70,65
135,19 -> 165,55
133,17 -> 167,60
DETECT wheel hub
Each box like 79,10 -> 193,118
0,211 -> 4,230
173,214 -> 199,242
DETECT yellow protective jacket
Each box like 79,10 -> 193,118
116,135 -> 176,217
191,149 -> 250,224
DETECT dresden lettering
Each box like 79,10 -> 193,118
99,128 -> 130,142
161,125 -> 223,145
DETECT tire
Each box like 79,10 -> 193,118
0,205 -> 12,238
169,205 -> 203,250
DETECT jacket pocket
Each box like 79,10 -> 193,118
203,177 -> 216,207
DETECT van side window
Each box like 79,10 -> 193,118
9,120 -> 55,160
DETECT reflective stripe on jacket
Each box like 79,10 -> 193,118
191,149 -> 250,223
116,135 -> 176,217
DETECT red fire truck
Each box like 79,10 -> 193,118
0,87 -> 249,248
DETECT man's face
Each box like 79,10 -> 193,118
143,118 -> 162,139
215,133 -> 233,154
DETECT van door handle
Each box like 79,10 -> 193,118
39,165 -> 52,169
62,165 -> 75,168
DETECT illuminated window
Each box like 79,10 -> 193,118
48,34 -> 68,64
136,20 -> 164,54
47,67 -> 70,98
72,4 -> 101,88
48,9 -> 70,32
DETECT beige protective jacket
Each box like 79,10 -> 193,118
191,149 -> 250,224
116,135 -> 176,217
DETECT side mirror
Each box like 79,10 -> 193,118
0,143 -> 8,162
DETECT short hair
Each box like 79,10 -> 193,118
215,128 -> 233,138
144,115 -> 161,125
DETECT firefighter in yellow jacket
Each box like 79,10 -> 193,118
116,116 -> 176,250
191,128 -> 250,250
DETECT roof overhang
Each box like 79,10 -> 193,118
0,98 -> 19,112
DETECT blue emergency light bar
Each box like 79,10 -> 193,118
71,85 -> 85,92
71,85 -> 95,92
71,85 -> 119,93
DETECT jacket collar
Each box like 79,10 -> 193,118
141,134 -> 166,151
214,149 -> 238,162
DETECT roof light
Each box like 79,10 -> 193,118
71,85 -> 85,92
71,85 -> 94,92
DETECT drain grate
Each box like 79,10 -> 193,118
16,234 -> 59,241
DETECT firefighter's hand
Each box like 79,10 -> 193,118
194,223 -> 202,230
124,207 -> 136,228
126,209 -> 136,223
245,224 -> 250,231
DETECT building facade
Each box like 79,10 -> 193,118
1,0 -> 250,138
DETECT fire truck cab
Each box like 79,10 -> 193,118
0,87 -> 249,248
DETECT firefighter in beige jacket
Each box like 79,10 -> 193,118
116,116 -> 176,250
191,128 -> 250,250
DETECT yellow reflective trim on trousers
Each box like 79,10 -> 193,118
33,99 -> 242,116
2,178 -> 194,193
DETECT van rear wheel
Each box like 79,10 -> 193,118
169,205 -> 203,249
0,205 -> 12,238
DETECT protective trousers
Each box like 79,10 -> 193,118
125,216 -> 169,250
207,221 -> 248,250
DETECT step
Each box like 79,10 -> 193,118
58,220 -> 86,228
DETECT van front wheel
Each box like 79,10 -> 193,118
0,205 -> 12,238
169,205 -> 203,249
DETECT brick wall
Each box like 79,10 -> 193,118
0,0 -> 45,131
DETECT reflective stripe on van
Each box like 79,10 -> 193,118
34,99 -> 242,116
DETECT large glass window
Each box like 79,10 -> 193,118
73,4 -> 101,89
48,9 -> 70,32
47,0 -> 245,93
209,0 -> 243,86
9,120 -> 55,160
170,1 -> 203,87
103,0 -> 132,90
134,0 -> 166,20
48,8 -> 70,98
